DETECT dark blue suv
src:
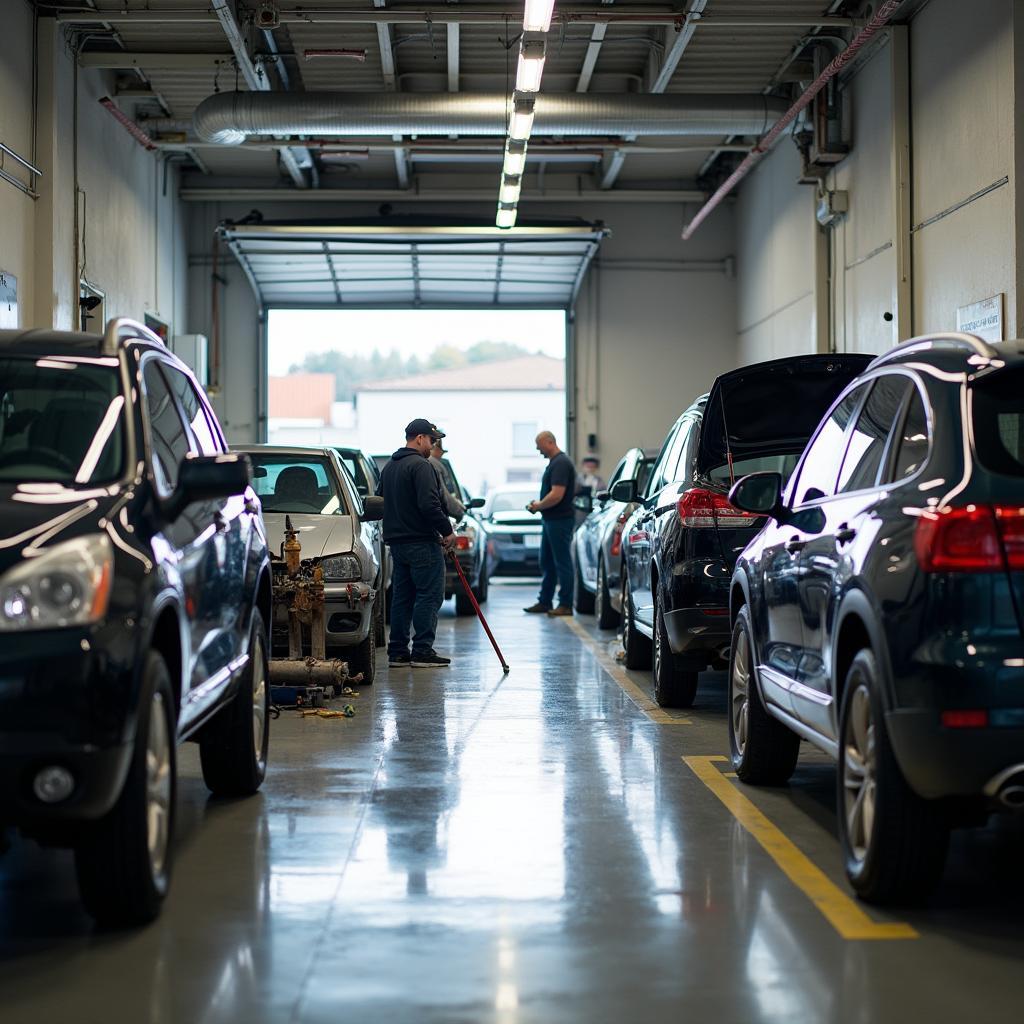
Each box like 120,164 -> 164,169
0,319 -> 271,926
729,333 -> 1024,905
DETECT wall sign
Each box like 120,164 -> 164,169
0,271 -> 17,329
956,293 -> 1003,343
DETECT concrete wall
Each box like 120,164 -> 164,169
0,10 -> 187,333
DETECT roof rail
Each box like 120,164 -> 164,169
101,317 -> 166,356
868,331 -> 999,368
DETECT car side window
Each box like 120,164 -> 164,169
162,365 -> 223,456
663,420 -> 693,485
646,426 -> 679,495
791,384 -> 868,505
143,361 -> 193,496
888,387 -> 929,482
837,376 -> 911,494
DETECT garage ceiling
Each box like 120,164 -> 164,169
219,222 -> 607,307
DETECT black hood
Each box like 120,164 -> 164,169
697,353 -> 873,473
391,447 -> 426,461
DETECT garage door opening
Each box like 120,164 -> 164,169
267,308 -> 567,497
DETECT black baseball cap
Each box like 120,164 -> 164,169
405,418 -> 445,440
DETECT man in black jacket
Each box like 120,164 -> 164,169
379,418 -> 455,668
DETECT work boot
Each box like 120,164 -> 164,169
523,603 -> 551,614
388,653 -> 412,666
411,649 -> 451,668
547,606 -> 573,617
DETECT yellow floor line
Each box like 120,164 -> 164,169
683,755 -> 918,941
560,616 -> 692,725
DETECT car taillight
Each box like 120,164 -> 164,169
454,535 -> 473,551
610,512 -> 628,557
915,504 -> 1024,572
676,488 -> 759,529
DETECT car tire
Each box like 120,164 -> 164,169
473,555 -> 489,604
374,584 -> 386,648
621,570 -> 652,670
74,650 -> 176,927
837,649 -> 949,905
344,625 -> 377,685
199,610 -> 271,798
573,555 -> 595,614
454,586 -> 476,616
653,593 -> 698,708
729,605 -> 799,785
595,557 -> 620,630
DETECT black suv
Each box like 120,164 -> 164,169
729,334 -> 1024,904
617,354 -> 871,708
0,319 -> 271,926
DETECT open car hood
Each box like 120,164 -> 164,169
697,353 -> 873,473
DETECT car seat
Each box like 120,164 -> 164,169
274,465 -> 320,506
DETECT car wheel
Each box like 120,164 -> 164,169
454,586 -> 476,616
374,584 -> 386,648
74,650 -> 176,926
729,605 -> 799,785
344,626 -> 377,685
621,570 -> 652,670
595,557 -> 620,630
837,649 -> 949,905
473,555 -> 489,604
573,555 -> 595,614
653,592 -> 698,707
199,609 -> 271,797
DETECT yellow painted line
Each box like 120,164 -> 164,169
560,616 -> 691,725
683,755 -> 918,941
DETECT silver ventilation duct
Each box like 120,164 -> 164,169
193,91 -> 788,145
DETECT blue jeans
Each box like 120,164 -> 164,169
537,517 -> 575,609
388,541 -> 445,657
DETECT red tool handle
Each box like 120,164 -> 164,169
449,549 -> 510,673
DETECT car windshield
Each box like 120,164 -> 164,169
972,369 -> 1024,477
335,449 -> 372,495
707,453 -> 801,489
249,453 -> 348,515
0,356 -> 125,485
490,491 -> 535,513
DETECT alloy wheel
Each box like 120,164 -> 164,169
842,682 -> 877,864
146,691 -> 172,880
252,635 -> 267,771
731,627 -> 750,755
596,562 -> 606,622
653,604 -> 663,680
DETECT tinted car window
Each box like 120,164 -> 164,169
972,369 -> 1024,477
144,361 -> 192,495
889,387 -> 929,482
791,385 -> 867,504
336,450 -> 372,496
708,453 -> 801,489
0,356 -> 124,484
837,376 -> 910,494
637,456 -> 656,496
163,365 -> 222,456
249,454 -> 348,515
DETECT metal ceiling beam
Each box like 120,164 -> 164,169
448,23 -> 460,92
79,53 -> 236,70
181,187 -> 708,202
209,0 -> 310,188
577,0 -> 614,93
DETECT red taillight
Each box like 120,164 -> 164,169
676,488 -> 759,529
915,504 -> 1024,572
941,709 -> 989,728
610,512 -> 628,557
454,535 -> 473,551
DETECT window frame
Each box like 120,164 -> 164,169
160,361 -> 225,457
834,374 -> 912,497
139,353 -> 197,499
878,372 -> 933,488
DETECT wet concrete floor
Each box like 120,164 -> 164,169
2,581 -> 1024,1023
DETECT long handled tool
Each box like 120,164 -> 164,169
448,549 -> 510,673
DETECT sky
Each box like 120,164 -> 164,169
267,308 -> 567,376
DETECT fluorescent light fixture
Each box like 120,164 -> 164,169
509,107 -> 535,143
516,41 -> 546,92
523,0 -> 555,32
496,206 -> 518,229
503,142 -> 527,177
498,177 -> 521,205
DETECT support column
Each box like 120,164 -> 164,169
890,24 -> 913,342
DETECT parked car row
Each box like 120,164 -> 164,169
573,334 -> 1024,905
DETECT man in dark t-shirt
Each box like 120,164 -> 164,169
523,431 -> 577,616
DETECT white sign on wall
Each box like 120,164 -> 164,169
0,270 -> 17,329
956,293 -> 1003,343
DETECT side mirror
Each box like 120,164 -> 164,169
360,495 -> 385,522
609,479 -> 637,504
467,497 -> 485,510
728,472 -> 784,518
165,453 -> 252,520
573,494 -> 593,513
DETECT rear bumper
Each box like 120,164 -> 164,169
488,537 -> 541,574
662,606 -> 731,655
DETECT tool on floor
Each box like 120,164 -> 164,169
447,548 -> 510,673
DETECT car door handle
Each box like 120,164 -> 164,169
836,525 -> 857,544
785,537 -> 807,554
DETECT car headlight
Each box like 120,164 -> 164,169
320,553 -> 361,582
0,534 -> 113,631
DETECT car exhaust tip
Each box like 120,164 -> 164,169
985,765 -> 1024,810
999,784 -> 1024,810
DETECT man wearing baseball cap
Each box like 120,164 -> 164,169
378,418 -> 456,668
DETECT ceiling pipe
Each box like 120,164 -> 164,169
193,91 -> 787,145
681,0 -> 905,240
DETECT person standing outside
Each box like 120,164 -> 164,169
429,436 -> 466,521
523,431 -> 576,617
379,418 -> 455,667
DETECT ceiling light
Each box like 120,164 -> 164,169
516,41 -> 546,92
523,0 -> 555,33
503,142 -> 527,177
509,105 -> 535,143
498,177 -> 521,205
496,207 -> 518,229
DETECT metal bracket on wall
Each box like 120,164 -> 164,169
0,142 -> 42,199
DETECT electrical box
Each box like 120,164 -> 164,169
172,333 -> 209,385
815,190 -> 849,228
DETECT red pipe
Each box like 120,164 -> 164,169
681,0 -> 904,240
98,97 -> 158,152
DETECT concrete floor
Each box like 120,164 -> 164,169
2,581 -> 1024,1023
